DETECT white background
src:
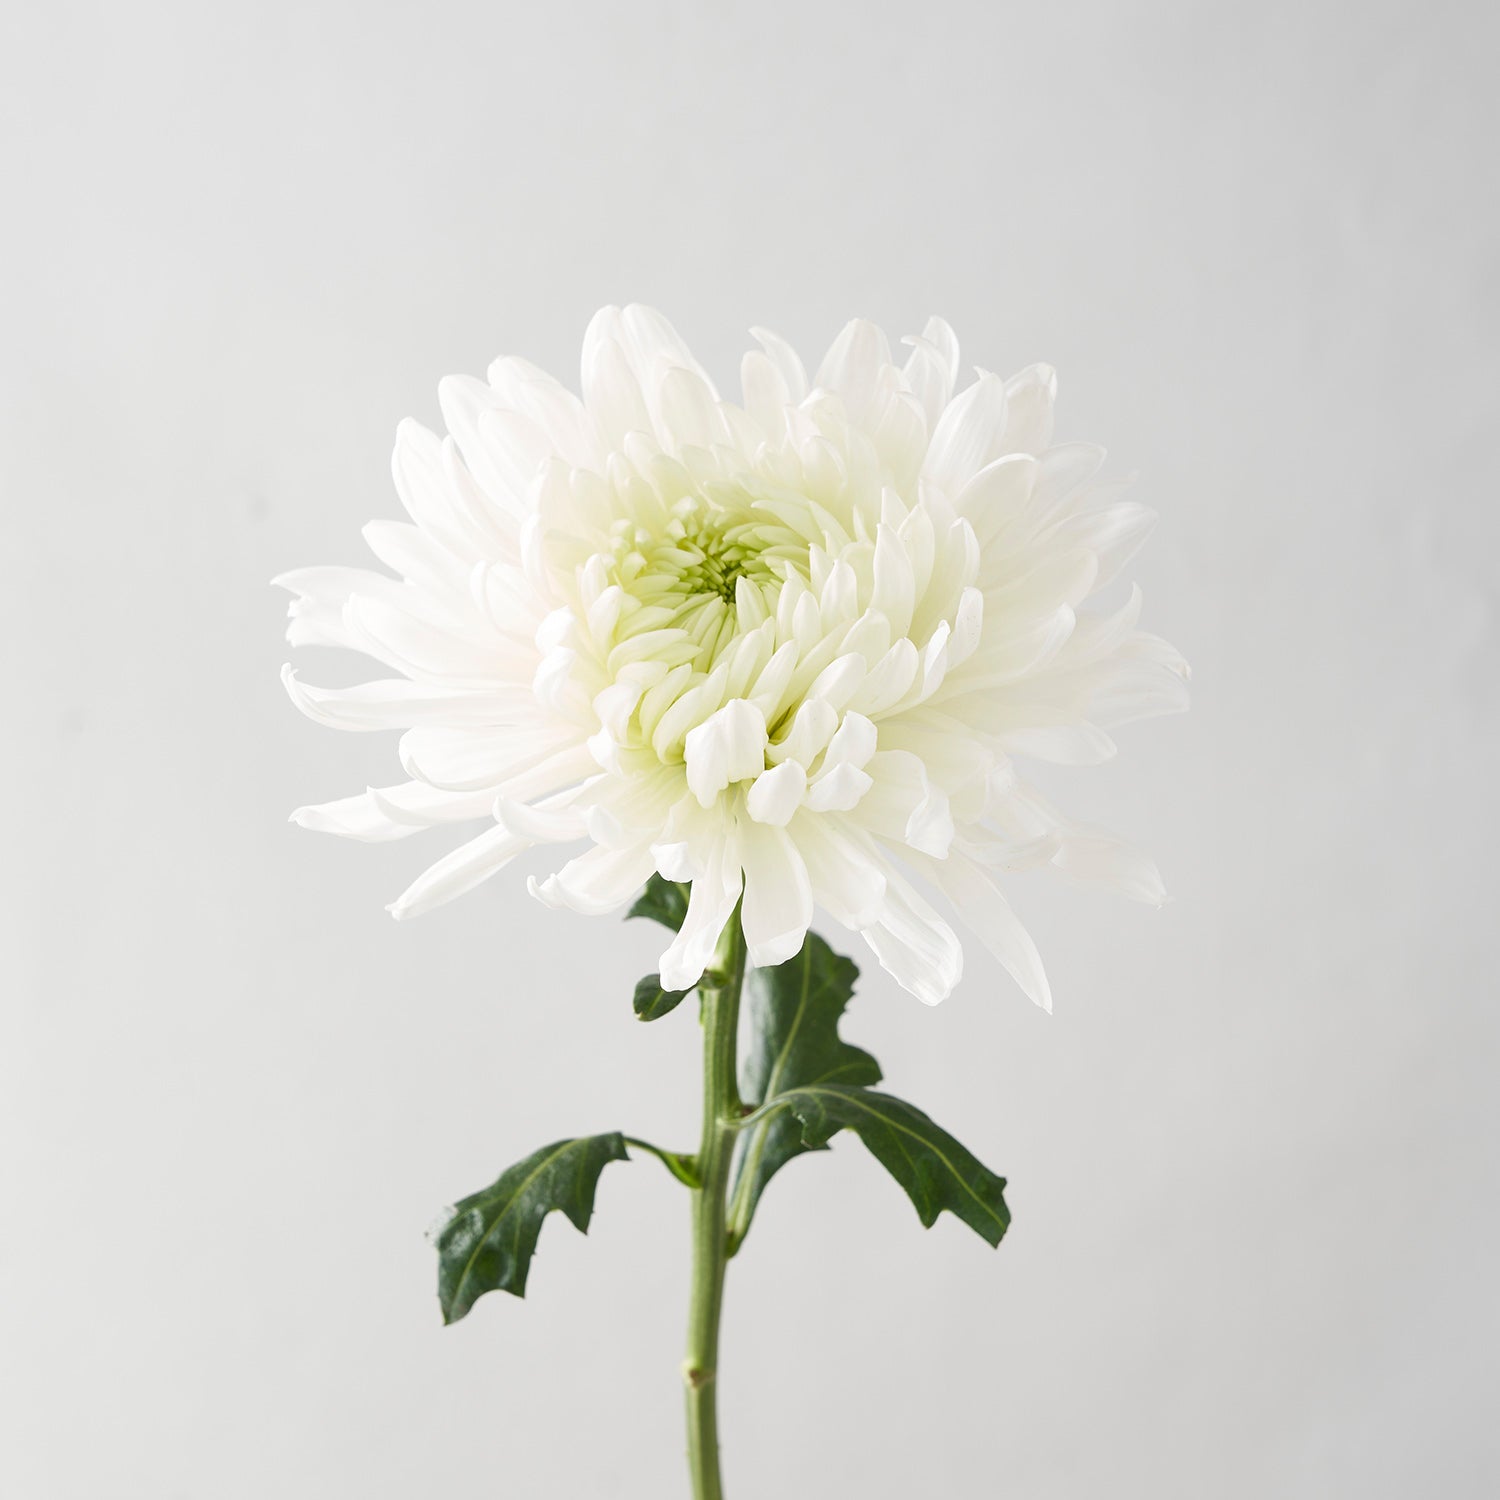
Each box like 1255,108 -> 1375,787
5,2 -> 1497,1495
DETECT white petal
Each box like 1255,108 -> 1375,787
529,840 -> 659,915
994,720 -> 1117,765
369,781 -> 499,826
741,349 -> 793,438
922,853 -> 1052,1011
815,318 -> 893,430
923,373 -> 1007,497
1053,834 -> 1166,904
1063,584 -> 1145,665
655,365 -> 728,450
441,431 -> 524,548
400,724 -> 577,793
821,711 -> 878,772
388,822 -> 529,919
362,519 -> 466,593
290,787 -> 424,842
956,833 -> 1061,872
870,522 -> 916,639
649,664 -> 731,761
860,867 -> 963,1006
750,326 -> 808,403
803,762 -> 873,813
280,666 -> 520,732
787,814 -> 887,929
490,743 -> 600,804
581,310 -> 652,444
390,419 -> 471,553
917,316 -> 959,391
874,391 -> 928,493
1079,657 -> 1192,728
875,717 -> 993,785
683,698 -> 769,807
938,606 -> 1077,695
767,698 -> 838,767
652,841 -> 696,883
273,563 -> 408,615
659,838 -> 743,992
1033,442 -> 1108,516
954,453 -> 1038,548
982,549 -> 1098,622
747,639 -> 801,720
746,760 -> 807,826
739,822 -> 813,968
947,587 -> 985,669
804,653 -> 867,714
846,638 -> 919,718
343,595 -> 499,681
1000,364 -> 1056,456
1067,503 -> 1158,591
621,304 -> 717,394
901,319 -> 958,431
486,355 -> 593,467
854,750 -> 953,856
294,779 -> 497,842
495,794 -> 591,843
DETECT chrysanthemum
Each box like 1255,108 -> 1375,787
277,307 -> 1187,1007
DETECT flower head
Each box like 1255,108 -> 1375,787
278,307 -> 1187,1006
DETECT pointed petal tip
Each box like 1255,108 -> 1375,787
1029,967 -> 1055,1014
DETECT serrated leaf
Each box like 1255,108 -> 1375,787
633,972 -> 690,1021
626,875 -> 689,932
433,1133 -> 629,1323
777,1085 -> 1011,1246
728,932 -> 882,1246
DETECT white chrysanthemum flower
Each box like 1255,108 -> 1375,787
278,307 -> 1187,1007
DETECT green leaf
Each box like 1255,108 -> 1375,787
728,932 -> 882,1247
776,1085 -> 1011,1247
626,875 -> 689,932
633,972 -> 690,1022
433,1133 -> 629,1324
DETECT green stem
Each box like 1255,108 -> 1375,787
683,912 -> 746,1500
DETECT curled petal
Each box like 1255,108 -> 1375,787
684,699 -> 768,807
746,760 -> 807,826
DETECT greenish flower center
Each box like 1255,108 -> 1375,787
613,510 -> 778,607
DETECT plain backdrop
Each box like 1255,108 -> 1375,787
4,2 -> 1497,1496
